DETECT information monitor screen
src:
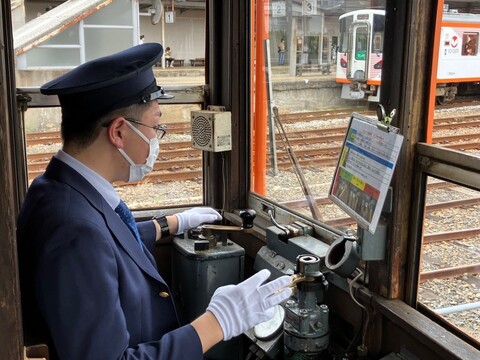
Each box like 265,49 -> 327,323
328,113 -> 404,233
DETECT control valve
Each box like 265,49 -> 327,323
188,209 -> 256,250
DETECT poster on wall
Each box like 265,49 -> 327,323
328,113 -> 404,234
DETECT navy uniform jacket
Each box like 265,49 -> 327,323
17,157 -> 203,359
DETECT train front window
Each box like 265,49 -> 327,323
373,14 -> 385,33
372,15 -> 385,52
250,2 -> 385,235
339,17 -> 352,53
16,1 -> 207,211
354,29 -> 368,58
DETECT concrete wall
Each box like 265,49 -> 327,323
272,79 -> 365,112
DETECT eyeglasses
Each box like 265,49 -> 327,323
124,117 -> 167,139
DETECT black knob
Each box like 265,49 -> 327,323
237,209 -> 256,229
194,240 -> 210,251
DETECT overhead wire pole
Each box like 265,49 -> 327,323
265,38 -> 278,175
273,106 -> 323,221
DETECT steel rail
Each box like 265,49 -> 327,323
420,263 -> 480,282
423,228 -> 480,244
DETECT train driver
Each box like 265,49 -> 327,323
17,43 -> 293,360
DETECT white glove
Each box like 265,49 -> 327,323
206,269 -> 292,341
175,207 -> 222,235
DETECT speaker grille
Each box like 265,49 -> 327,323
192,115 -> 212,147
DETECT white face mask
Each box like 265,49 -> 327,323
118,121 -> 160,182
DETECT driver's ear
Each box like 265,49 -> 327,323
106,116 -> 127,148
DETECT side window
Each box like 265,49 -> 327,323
18,1 -> 207,211
355,29 -> 368,58
421,1 -> 480,345
418,176 -> 480,340
462,32 -> 478,56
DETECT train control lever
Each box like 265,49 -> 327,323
283,254 -> 330,358
267,209 -> 313,243
187,209 -> 256,250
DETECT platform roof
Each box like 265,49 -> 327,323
14,0 -> 113,55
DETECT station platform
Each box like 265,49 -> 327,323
154,64 -> 337,85
153,63 -> 355,112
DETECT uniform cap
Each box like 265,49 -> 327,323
40,43 -> 173,120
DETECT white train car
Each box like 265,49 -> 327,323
336,9 -> 385,102
336,9 -> 480,104
437,11 -> 480,103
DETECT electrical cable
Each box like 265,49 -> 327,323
343,268 -> 364,355
348,268 -> 369,353
344,317 -> 363,354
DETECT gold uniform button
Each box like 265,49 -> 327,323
159,291 -> 170,298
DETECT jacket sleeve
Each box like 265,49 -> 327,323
36,219 -> 203,360
137,220 -> 156,253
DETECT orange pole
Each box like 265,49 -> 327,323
252,0 -> 269,195
426,1 -> 444,143
250,1 -> 256,193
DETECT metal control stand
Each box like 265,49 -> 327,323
244,218 -> 331,359
284,255 -> 330,359
171,209 -> 256,360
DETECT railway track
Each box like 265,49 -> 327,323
26,125 -> 480,182
26,136 -> 479,182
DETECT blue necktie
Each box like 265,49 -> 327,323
115,200 -> 143,250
